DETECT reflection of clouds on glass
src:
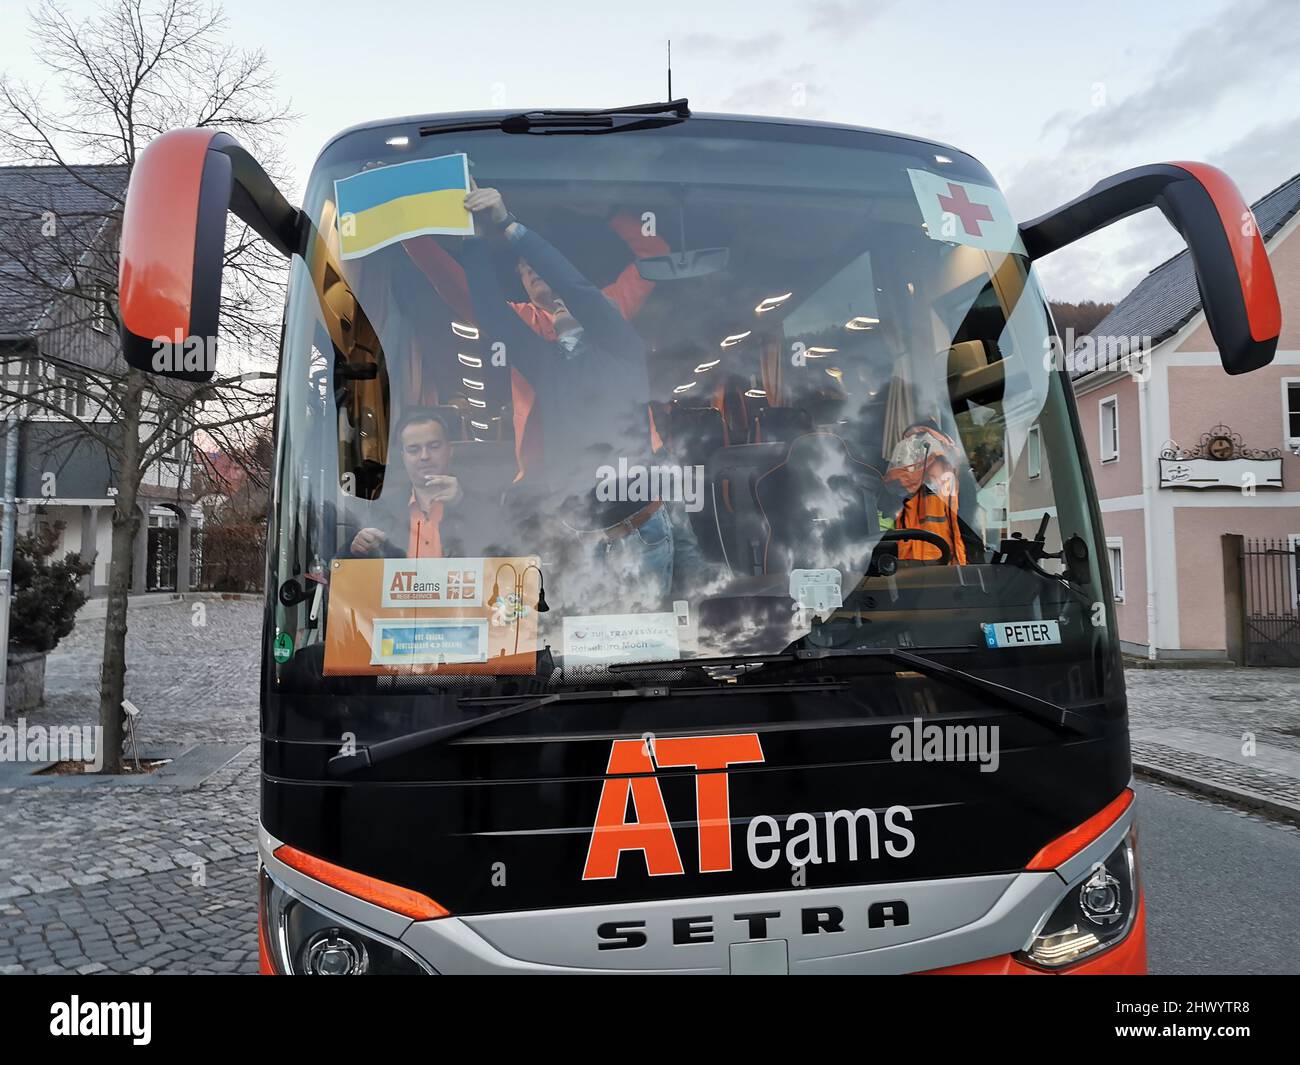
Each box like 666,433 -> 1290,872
759,434 -> 883,575
696,600 -> 804,660
1000,264 -> 1053,461
267,130 -> 1115,691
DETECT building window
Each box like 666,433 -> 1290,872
1106,537 -> 1125,602
1,356 -> 35,417
1283,378 -> 1300,447
1027,425 -> 1041,479
90,285 -> 111,334
57,376 -> 78,416
1099,395 -> 1119,463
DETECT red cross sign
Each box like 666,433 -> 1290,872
937,182 -> 995,236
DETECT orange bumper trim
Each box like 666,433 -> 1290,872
273,844 -> 450,921
1026,788 -> 1134,871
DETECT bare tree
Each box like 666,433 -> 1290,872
0,0 -> 292,771
1049,300 -> 1117,341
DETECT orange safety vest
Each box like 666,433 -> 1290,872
895,485 -> 966,564
885,424 -> 967,565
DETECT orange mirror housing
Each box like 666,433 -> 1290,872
118,128 -> 298,381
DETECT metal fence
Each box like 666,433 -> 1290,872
1241,537 -> 1300,666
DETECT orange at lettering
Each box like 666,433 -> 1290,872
582,733 -> 765,880
583,739 -> 682,879
655,734 -> 764,873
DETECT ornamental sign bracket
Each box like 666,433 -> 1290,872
1158,424 -> 1282,490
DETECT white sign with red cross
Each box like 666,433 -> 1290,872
907,169 -> 1025,254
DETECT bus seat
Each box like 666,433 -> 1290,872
421,402 -> 468,440
450,440 -> 516,501
947,339 -> 1005,408
667,405 -> 727,560
754,405 -> 813,443
753,432 -> 884,574
667,405 -> 725,461
705,442 -> 787,575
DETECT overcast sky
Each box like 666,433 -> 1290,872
3,0 -> 1298,303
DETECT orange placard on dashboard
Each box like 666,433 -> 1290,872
323,556 -> 541,676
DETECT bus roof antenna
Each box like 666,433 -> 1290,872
667,39 -> 672,100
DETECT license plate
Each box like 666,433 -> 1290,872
981,620 -> 1061,648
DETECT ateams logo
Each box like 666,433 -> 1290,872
387,571 -> 444,598
381,558 -> 483,608
388,570 -> 478,600
583,733 -> 916,879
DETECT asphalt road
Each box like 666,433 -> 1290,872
1137,781 -> 1300,975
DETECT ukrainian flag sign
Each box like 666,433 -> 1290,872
334,153 -> 474,259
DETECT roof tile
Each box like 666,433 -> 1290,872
0,164 -> 128,337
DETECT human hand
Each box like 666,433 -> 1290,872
422,474 -> 462,503
465,177 -> 509,226
351,528 -> 387,555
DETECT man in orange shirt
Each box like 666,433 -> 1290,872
350,409 -> 465,559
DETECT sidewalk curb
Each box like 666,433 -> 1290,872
1123,657 -> 1236,670
75,591 -> 261,620
1134,760 -> 1300,827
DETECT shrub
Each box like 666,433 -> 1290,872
9,525 -> 92,653
197,522 -> 266,593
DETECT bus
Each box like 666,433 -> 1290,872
118,101 -> 1280,975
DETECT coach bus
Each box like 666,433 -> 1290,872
117,100 -> 1280,974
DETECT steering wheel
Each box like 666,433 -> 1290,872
868,529 -> 952,574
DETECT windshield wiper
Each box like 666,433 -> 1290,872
327,670 -> 852,777
787,647 -> 1096,737
420,99 -> 690,138
329,642 -> 1093,777
611,647 -> 1096,737
326,686 -> 669,777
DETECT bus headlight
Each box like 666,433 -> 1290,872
259,868 -> 431,974
1019,829 -> 1139,969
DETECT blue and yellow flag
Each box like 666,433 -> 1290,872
334,153 -> 473,259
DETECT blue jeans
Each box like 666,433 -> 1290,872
581,506 -> 674,612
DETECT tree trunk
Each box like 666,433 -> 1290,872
96,373 -> 144,774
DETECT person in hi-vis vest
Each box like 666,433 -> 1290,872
883,421 -> 968,565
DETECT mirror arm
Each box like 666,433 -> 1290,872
1019,162 -> 1280,374
209,134 -> 300,258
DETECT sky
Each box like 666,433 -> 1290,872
2,0 -> 1298,304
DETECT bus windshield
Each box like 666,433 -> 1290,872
271,117 -> 1118,709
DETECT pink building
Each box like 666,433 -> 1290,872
1070,174 -> 1300,663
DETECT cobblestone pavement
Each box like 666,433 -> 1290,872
36,596 -> 262,745
1125,669 -> 1300,753
0,599 -> 262,974
1,601 -> 1298,974
1125,668 -> 1300,816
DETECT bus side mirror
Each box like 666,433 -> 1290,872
1019,162 -> 1281,375
118,128 -> 299,382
